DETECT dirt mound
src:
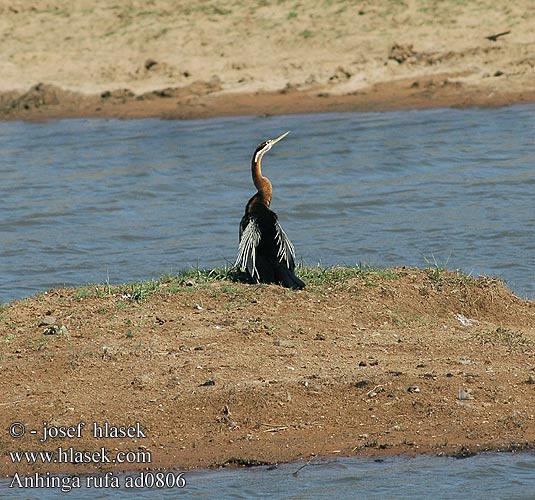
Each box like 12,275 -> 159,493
4,83 -> 67,111
0,79 -> 226,120
1,268 -> 534,475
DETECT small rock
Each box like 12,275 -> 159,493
131,375 -> 152,389
101,345 -> 117,359
200,379 -> 215,387
366,385 -> 384,398
329,66 -> 352,82
361,358 -> 379,367
39,315 -> 56,327
100,88 -> 135,102
43,325 -> 60,335
144,58 -> 158,70
457,387 -> 473,400
354,380 -> 372,389
453,446 -> 476,459
526,374 -> 535,385
388,43 -> 417,63
152,87 -> 178,98
407,385 -> 420,393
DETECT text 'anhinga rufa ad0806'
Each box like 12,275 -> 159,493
235,131 -> 305,289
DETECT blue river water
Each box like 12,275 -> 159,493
1,106 -> 534,303
1,452 -> 535,499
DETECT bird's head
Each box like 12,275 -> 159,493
253,131 -> 290,163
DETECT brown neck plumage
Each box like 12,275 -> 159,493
252,153 -> 272,207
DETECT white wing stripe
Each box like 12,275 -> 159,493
235,219 -> 262,282
274,221 -> 296,267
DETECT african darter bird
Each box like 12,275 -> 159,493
235,131 -> 305,289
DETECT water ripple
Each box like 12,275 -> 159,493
1,105 -> 534,301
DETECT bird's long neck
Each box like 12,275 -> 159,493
252,153 -> 272,207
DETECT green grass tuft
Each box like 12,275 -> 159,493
65,265 -> 485,302
175,265 -> 242,284
296,264 -> 399,286
122,280 -> 161,302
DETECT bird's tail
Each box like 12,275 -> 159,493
276,265 -> 305,290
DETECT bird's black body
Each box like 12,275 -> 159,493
239,197 -> 305,289
235,131 -> 305,290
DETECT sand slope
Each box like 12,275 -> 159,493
1,1 -> 535,119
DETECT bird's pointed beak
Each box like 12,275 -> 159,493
271,131 -> 290,145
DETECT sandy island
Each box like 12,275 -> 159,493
1,269 -> 534,476
1,0 -> 535,477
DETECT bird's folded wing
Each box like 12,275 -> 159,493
235,218 -> 262,281
275,220 -> 296,268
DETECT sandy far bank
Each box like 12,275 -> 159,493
2,1 -> 535,120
